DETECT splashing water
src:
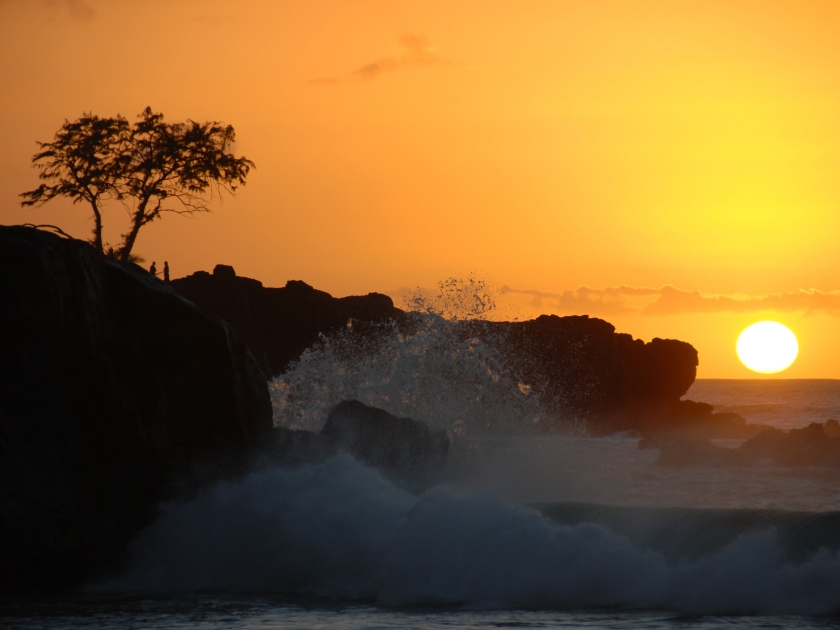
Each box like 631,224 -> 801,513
270,314 -> 544,436
403,273 -> 501,321
270,274 -> 546,435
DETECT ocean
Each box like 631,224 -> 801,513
686,379 -> 840,432
4,379 -> 840,629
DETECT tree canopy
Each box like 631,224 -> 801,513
20,114 -> 129,254
20,107 -> 254,261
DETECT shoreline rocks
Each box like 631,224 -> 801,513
261,400 -> 449,493
645,420 -> 840,469
171,266 -> 398,376
1,228 -> 450,592
3,226 -> 777,590
171,266 -> 711,436
0,226 -> 273,591
321,400 -> 449,492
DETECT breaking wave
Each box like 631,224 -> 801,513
102,279 -> 840,617
102,455 -> 840,616
270,275 -> 558,436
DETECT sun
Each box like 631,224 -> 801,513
736,321 -> 798,374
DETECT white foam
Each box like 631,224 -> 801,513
100,455 -> 840,615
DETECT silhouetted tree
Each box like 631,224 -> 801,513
21,107 -> 254,261
114,107 -> 254,261
20,114 -> 129,255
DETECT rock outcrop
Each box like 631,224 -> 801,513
645,421 -> 840,469
262,400 -> 449,492
171,267 -> 708,435
0,226 -> 273,591
322,400 -> 449,491
171,266 -> 398,376
460,316 -> 704,435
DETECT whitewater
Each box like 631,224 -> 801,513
5,315 -> 840,628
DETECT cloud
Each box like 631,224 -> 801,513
62,0 -> 94,21
500,285 -> 840,317
3,0 -> 96,21
313,34 -> 450,84
498,285 -> 656,316
644,286 -> 840,316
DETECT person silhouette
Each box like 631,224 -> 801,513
163,261 -> 170,283
149,261 -> 157,277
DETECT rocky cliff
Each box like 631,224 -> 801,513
461,316 -> 701,434
172,267 -> 707,435
0,226 -> 273,591
171,266 -> 398,376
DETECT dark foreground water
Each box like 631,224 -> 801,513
2,595 -> 840,630
686,380 -> 840,431
7,379 -> 840,628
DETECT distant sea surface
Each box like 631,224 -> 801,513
686,379 -> 840,430
5,380 -> 840,629
2,595 -> 839,630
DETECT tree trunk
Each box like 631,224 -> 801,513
118,199 -> 148,262
88,199 -> 103,255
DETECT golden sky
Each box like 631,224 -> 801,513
2,0 -> 840,378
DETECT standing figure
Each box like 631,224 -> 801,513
163,261 -> 170,283
149,261 -> 157,277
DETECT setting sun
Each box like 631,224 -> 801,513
8,2 -> 840,623
736,321 -> 799,374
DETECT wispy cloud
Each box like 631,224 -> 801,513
62,0 -> 94,21
313,34 -> 450,84
500,285 -> 840,317
3,0 -> 96,21
644,286 -> 840,316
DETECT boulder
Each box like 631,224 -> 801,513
256,400 -> 449,492
642,434 -> 740,468
634,404 -> 762,440
321,400 -> 449,491
648,421 -> 840,469
0,226 -> 273,591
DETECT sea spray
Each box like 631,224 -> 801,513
270,314 -> 547,436
103,455 -> 840,615
402,273 -> 502,322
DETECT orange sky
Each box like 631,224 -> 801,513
2,0 -> 840,378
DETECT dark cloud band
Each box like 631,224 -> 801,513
499,285 -> 840,317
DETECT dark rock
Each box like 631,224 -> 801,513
650,435 -> 739,468
459,316 -> 701,434
650,421 -> 840,469
737,422 -> 838,467
736,427 -> 788,464
255,401 -> 450,492
825,419 -> 840,438
321,400 -> 449,491
172,268 -> 706,435
635,406 -> 761,441
773,423 -> 829,463
0,226 -> 273,592
806,437 -> 840,468
171,271 -> 399,376
261,426 -> 337,469
213,263 -> 236,278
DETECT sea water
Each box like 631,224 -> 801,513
5,375 -> 840,628
686,379 -> 840,431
